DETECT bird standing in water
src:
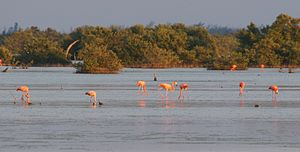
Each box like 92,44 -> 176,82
269,85 -> 279,107
16,86 -> 31,105
269,85 -> 279,94
159,81 -> 177,99
239,81 -> 245,95
178,83 -> 189,100
136,80 -> 148,95
85,90 -> 98,106
153,73 -> 157,81
230,65 -> 237,71
259,64 -> 265,69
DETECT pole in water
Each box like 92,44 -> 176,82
153,73 -> 157,81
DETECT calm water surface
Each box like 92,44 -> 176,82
0,67 -> 300,152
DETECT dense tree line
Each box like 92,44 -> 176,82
0,14 -> 298,73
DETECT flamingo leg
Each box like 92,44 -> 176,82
26,95 -> 31,104
21,93 -> 25,101
158,92 -> 164,99
157,87 -> 164,99
165,90 -> 168,100
178,89 -> 183,100
185,90 -> 189,100
272,94 -> 277,107
143,86 -> 148,95
94,96 -> 97,104
239,88 -> 243,96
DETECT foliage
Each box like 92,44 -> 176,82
2,27 -> 69,66
77,42 -> 123,74
0,46 -> 13,64
0,13 -> 299,72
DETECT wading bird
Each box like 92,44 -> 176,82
85,90 -> 97,106
230,65 -> 237,71
239,81 -> 245,95
159,81 -> 177,99
269,85 -> 279,107
178,83 -> 189,100
153,73 -> 157,81
269,85 -> 279,94
16,86 -> 31,105
259,64 -> 265,69
136,80 -> 148,95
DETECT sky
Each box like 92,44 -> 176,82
0,0 -> 299,32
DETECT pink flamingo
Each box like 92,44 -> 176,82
178,83 -> 189,100
85,90 -> 97,106
269,85 -> 279,95
159,81 -> 177,99
136,80 -> 148,95
230,65 -> 237,71
239,81 -> 245,95
259,64 -> 265,69
269,85 -> 279,107
16,86 -> 31,105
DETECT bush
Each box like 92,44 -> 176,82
77,44 -> 123,74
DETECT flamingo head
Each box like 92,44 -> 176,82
16,88 -> 21,91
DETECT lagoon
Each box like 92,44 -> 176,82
0,67 -> 300,151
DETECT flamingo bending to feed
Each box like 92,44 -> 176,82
159,81 -> 177,99
178,83 -> 189,100
239,81 -> 245,95
269,85 -> 279,94
16,86 -> 31,105
136,80 -> 148,95
85,90 -> 98,106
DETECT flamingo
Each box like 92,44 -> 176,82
259,64 -> 265,69
16,86 -> 31,105
136,80 -> 148,95
239,81 -> 245,95
159,81 -> 177,99
178,83 -> 189,100
269,85 -> 279,94
269,85 -> 279,107
85,90 -> 97,106
230,65 -> 237,71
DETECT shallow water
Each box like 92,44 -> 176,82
0,67 -> 300,152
